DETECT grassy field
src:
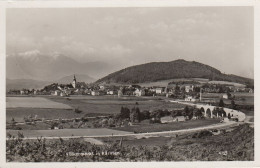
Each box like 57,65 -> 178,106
45,95 -> 185,115
6,108 -> 80,123
113,118 -> 220,133
7,128 -> 131,138
208,80 -> 246,87
202,92 -> 254,105
137,78 -> 209,87
6,97 -> 72,109
6,95 -> 186,123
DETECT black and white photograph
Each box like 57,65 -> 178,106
1,1 -> 258,166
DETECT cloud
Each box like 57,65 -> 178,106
6,7 -> 253,78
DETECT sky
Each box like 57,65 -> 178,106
6,7 -> 254,79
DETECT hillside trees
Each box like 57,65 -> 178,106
120,106 -> 130,119
231,100 -> 236,110
219,99 -> 225,107
96,60 -> 253,85
130,107 -> 141,123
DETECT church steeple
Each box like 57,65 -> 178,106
72,74 -> 77,88
73,74 -> 76,82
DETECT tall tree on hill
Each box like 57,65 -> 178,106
231,100 -> 236,110
219,99 -> 225,107
130,107 -> 140,123
120,106 -> 130,119
183,106 -> 189,116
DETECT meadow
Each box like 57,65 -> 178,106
6,95 -> 186,123
7,128 -> 131,138
202,92 -> 254,105
45,95 -> 185,116
6,97 -> 72,109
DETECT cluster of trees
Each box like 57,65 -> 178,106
212,107 -> 227,117
119,105 -> 207,124
171,106 -> 204,119
218,99 -> 236,110
168,80 -> 200,85
119,107 -> 173,123
97,59 -> 253,85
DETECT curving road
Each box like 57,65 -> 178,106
7,120 -> 241,140
6,100 -> 247,140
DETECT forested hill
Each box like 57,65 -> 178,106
96,59 -> 253,85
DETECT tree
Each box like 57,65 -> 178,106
120,106 -> 130,119
183,106 -> 189,116
130,107 -> 140,123
219,99 -> 225,107
231,100 -> 236,110
194,108 -> 203,118
219,108 -> 226,117
140,110 -> 150,121
212,108 -> 218,117
228,113 -> 231,119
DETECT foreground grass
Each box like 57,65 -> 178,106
112,119 -> 220,133
6,124 -> 253,161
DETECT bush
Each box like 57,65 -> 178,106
192,130 -> 213,138
74,107 -> 82,114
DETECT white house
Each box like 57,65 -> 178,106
223,93 -> 232,99
99,85 -> 105,90
134,88 -> 145,97
53,90 -> 61,96
107,90 -> 115,95
160,116 -> 174,123
185,85 -> 194,93
185,96 -> 198,102
155,88 -> 164,94
173,116 -> 185,122
91,90 -> 100,96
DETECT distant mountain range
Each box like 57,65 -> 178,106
96,59 -> 253,85
56,74 -> 95,84
6,74 -> 96,90
6,78 -> 50,90
7,58 -> 253,90
6,53 -> 112,81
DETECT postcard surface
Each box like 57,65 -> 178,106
0,0 -> 259,167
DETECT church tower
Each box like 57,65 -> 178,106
72,74 -> 77,88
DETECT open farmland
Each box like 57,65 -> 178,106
6,97 -> 72,109
7,128 -> 131,138
6,108 -> 78,123
202,92 -> 254,105
6,95 -> 186,123
45,95 -> 186,115
208,80 -> 246,87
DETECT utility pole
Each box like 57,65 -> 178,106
200,88 -> 202,102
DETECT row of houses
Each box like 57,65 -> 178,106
7,75 -> 253,98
